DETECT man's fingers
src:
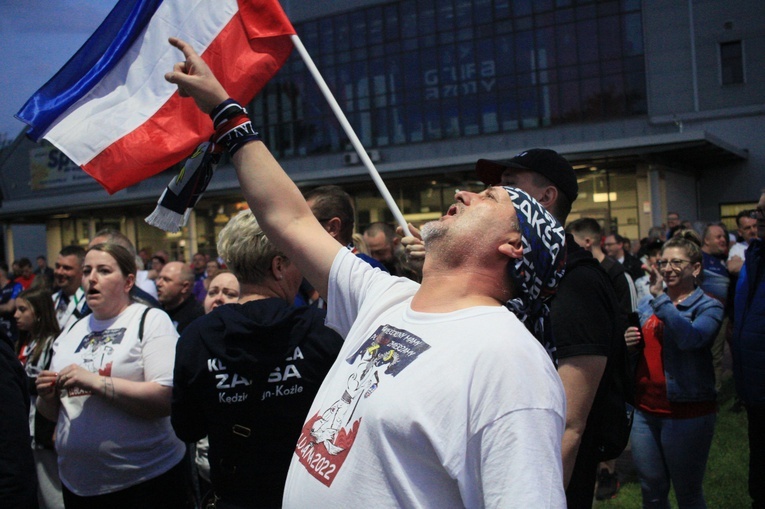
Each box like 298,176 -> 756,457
168,36 -> 197,59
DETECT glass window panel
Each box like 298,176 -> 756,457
598,1 -> 620,16
422,34 -> 437,48
580,62 -> 600,80
536,27 -> 556,69
419,0 -> 436,35
516,72 -> 534,88
513,0 -> 533,17
391,103 -> 406,143
515,16 -> 533,31
439,31 -> 455,45
386,54 -> 402,105
556,7 -> 574,23
581,77 -> 602,118
497,73 -> 518,94
442,100 -> 460,138
384,4 -> 399,41
625,72 -> 647,113
337,50 -> 351,65
352,46 -> 368,61
720,41 -> 744,85
515,31 -> 535,74
369,44 -> 384,59
402,52 -> 421,89
577,19 -> 598,63
405,103 -> 425,142
437,2 -> 455,33
536,12 -> 555,27
457,27 -> 474,41
357,82 -> 370,110
335,15 -> 349,52
576,4 -> 596,20
494,34 -> 515,76
559,81 -> 580,121
623,55 -> 644,74
461,95 -> 480,135
456,0 -> 473,28
368,8 -> 383,45
601,73 -> 626,116
350,11 -> 366,48
374,108 -> 389,146
495,0 -> 511,20
535,0 -> 554,13
302,21 -> 319,51
545,83 -> 562,123
622,0 -> 641,11
499,94 -> 519,130
424,102 -> 441,139
401,2 -> 417,39
479,93 -> 499,133
372,76 -> 387,108
600,59 -> 622,75
473,0 -> 492,24
598,16 -> 621,61
623,12 -> 644,55
421,47 -> 439,100
557,23 -> 577,66
518,87 -> 539,127
319,18 -> 334,55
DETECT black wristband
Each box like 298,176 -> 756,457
218,121 -> 261,156
210,99 -> 247,130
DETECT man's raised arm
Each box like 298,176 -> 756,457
164,37 -> 340,298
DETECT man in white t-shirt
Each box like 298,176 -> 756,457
728,209 -> 760,275
164,38 -> 568,508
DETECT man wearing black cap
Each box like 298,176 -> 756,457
477,149 -> 628,508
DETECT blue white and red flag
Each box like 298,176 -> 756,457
16,0 -> 294,194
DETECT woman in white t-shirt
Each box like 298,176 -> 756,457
35,243 -> 189,509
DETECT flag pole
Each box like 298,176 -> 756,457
289,34 -> 411,237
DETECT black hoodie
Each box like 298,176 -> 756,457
172,298 -> 343,507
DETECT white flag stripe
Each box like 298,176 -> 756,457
45,0 -> 238,166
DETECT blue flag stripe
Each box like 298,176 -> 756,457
16,0 -> 164,140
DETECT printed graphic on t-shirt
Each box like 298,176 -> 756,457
68,327 -> 126,396
294,324 -> 430,486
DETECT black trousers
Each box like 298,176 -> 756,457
747,404 -> 765,509
62,458 -> 193,509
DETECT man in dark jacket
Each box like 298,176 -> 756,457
172,210 -> 343,508
0,332 -> 38,507
732,189 -> 765,509
157,261 -> 204,333
477,149 -> 629,508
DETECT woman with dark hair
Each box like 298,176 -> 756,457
625,230 -> 724,508
35,243 -> 189,509
15,286 -> 63,508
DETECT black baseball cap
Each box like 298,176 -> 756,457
476,148 -> 578,203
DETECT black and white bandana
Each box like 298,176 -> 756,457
503,186 -> 567,358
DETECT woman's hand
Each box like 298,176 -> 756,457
648,264 -> 664,298
55,364 -> 100,394
35,370 -> 60,402
624,326 -> 643,348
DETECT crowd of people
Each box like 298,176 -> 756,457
1,36 -> 763,509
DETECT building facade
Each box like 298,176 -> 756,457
0,0 -> 762,262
